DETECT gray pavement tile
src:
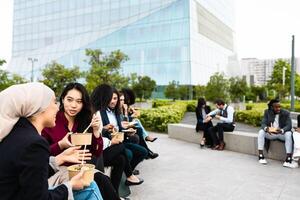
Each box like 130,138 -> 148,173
129,133 -> 300,200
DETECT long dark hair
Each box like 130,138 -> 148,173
59,83 -> 92,132
90,84 -> 120,115
197,97 -> 206,109
121,88 -> 136,105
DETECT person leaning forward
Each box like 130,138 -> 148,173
205,99 -> 235,151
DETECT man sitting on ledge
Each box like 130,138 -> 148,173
257,99 -> 295,168
205,99 -> 235,151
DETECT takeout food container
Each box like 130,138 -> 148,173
70,133 -> 92,146
67,164 -> 95,184
111,132 -> 124,142
268,127 -> 278,133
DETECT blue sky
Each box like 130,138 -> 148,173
1,0 -> 300,69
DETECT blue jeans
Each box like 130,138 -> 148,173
134,119 -> 148,139
73,181 -> 103,200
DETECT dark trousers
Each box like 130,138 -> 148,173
209,123 -> 235,145
135,127 -> 152,153
196,122 -> 213,145
103,143 -> 133,193
94,172 -> 119,200
124,142 -> 148,170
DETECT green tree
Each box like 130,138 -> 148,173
250,85 -> 268,101
229,77 -> 249,102
164,80 -> 179,101
0,59 -> 6,66
205,73 -> 229,101
132,75 -> 156,100
194,85 -> 206,100
267,59 -> 291,98
0,70 -> 27,91
178,85 -> 189,100
41,61 -> 82,96
85,49 -> 129,92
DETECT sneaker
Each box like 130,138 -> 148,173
291,160 -> 299,168
293,151 -> 300,158
283,157 -> 298,168
258,154 -> 267,164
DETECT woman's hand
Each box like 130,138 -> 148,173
103,124 -> 114,132
58,132 -> 73,150
70,170 -> 90,190
111,136 -> 121,145
129,107 -> 140,118
55,146 -> 92,166
91,112 -> 103,138
204,116 -> 212,123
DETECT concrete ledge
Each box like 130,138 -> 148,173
168,123 -> 286,161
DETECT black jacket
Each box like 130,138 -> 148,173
195,105 -> 213,132
261,109 -> 292,133
100,109 -> 123,139
0,118 -> 68,200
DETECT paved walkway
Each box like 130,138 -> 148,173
130,133 -> 300,200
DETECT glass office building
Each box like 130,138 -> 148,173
9,0 -> 235,89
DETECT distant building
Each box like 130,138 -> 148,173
9,0 -> 237,98
240,58 -> 300,86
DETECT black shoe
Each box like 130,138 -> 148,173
147,151 -> 159,159
125,178 -> 144,186
145,136 -> 157,142
132,169 -> 140,175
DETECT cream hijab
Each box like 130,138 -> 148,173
0,82 -> 55,142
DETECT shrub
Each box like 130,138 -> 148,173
152,100 -> 172,108
140,102 -> 187,132
186,101 -> 196,112
235,110 -> 263,127
281,103 -> 300,112
246,105 -> 253,110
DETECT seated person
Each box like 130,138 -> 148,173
121,88 -> 157,142
90,84 -> 144,192
205,99 -> 235,150
290,115 -> 300,168
119,91 -> 158,159
257,99 -> 294,168
42,83 -> 120,200
195,97 -> 213,148
0,82 -> 101,200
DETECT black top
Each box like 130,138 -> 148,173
195,105 -> 213,132
195,105 -> 211,123
100,109 -> 123,139
0,118 -> 68,200
261,109 -> 292,132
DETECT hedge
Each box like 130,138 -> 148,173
139,102 -> 187,132
281,103 -> 300,112
235,110 -> 263,127
152,100 -> 173,108
186,101 -> 196,112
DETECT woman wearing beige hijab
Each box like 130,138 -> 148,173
0,83 -> 101,200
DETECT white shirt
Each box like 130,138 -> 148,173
273,114 -> 279,128
106,109 -> 119,130
207,104 -> 235,123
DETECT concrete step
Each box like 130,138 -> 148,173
168,123 -> 287,161
290,111 -> 299,120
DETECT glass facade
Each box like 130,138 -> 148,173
9,0 -> 235,87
